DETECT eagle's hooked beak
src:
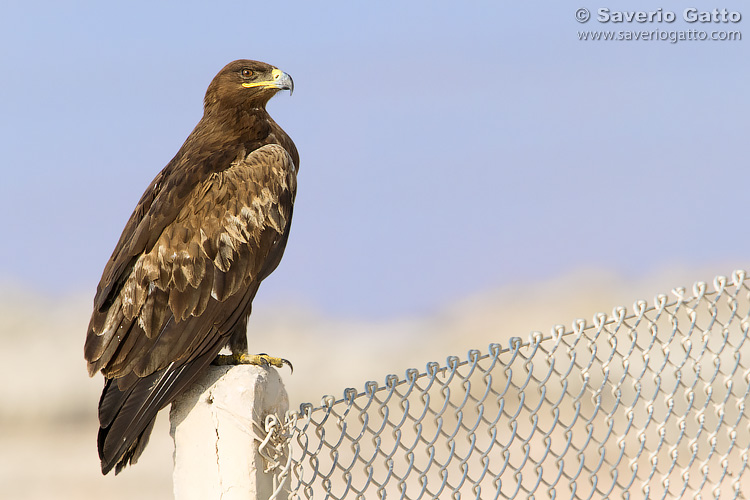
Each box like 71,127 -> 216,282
242,68 -> 294,96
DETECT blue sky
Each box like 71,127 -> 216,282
0,1 -> 747,318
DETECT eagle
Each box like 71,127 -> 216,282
83,60 -> 299,475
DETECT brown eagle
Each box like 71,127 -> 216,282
83,60 -> 298,475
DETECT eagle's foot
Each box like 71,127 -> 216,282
213,352 -> 293,373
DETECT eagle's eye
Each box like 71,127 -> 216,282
241,69 -> 253,79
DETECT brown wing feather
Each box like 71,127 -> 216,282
85,143 -> 295,375
84,143 -> 296,474
93,148 -> 238,312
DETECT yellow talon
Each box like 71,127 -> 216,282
213,352 -> 293,373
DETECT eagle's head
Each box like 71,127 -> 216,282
204,59 -> 293,111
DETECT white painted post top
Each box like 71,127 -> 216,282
170,365 -> 289,500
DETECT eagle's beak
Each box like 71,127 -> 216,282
242,69 -> 294,96
273,69 -> 294,96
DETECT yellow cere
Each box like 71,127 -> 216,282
241,68 -> 284,89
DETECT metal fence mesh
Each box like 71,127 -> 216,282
268,270 -> 750,499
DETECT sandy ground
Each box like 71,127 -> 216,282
0,264 -> 743,499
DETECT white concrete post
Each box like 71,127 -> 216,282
170,365 -> 289,500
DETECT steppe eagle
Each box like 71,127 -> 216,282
83,59 -> 298,474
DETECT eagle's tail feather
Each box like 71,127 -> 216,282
97,349 -> 217,475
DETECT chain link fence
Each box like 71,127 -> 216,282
263,270 -> 750,499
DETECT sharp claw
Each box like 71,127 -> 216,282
214,352 -> 292,372
282,358 -> 294,374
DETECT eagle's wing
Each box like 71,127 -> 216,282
84,143 -> 296,473
91,147 -> 234,314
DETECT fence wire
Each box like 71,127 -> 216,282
268,270 -> 750,499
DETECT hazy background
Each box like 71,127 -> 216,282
0,1 -> 746,498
